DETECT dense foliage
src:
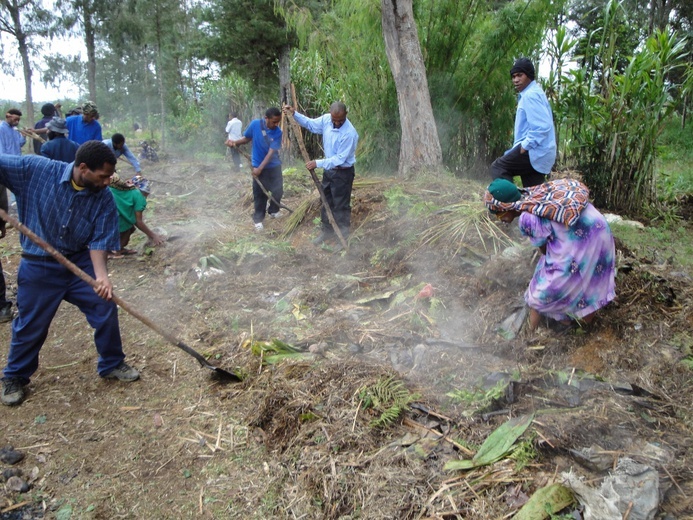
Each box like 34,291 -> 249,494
1,0 -> 691,212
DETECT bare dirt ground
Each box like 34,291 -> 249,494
1,155 -> 692,519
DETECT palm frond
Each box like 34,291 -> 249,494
420,201 -> 513,257
280,197 -> 320,238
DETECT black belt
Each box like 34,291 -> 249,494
332,165 -> 354,170
22,251 -> 87,262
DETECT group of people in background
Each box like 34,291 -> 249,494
221,59 -> 615,334
224,101 -> 359,253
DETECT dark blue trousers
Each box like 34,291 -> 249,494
2,252 -> 125,384
252,165 -> 283,223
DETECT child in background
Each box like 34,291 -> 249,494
109,174 -> 165,258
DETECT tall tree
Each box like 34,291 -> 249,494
55,0 -> 113,103
381,0 -> 441,175
0,0 -> 58,124
201,0 -> 297,90
71,0 -> 100,102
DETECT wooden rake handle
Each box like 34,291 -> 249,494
233,146 -> 293,214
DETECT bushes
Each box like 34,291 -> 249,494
551,1 -> 691,215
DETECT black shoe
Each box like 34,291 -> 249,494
331,242 -> 345,253
0,304 -> 12,324
1,378 -> 26,406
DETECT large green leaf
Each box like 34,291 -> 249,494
444,413 -> 534,471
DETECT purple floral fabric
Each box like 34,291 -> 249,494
519,203 -> 616,321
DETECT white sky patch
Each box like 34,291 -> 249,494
0,33 -> 85,103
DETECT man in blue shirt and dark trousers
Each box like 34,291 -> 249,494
283,102 -> 359,251
490,58 -> 556,187
226,107 -> 283,231
0,141 -> 140,407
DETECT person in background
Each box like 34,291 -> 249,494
224,112 -> 243,172
40,117 -> 79,163
1,109 -> 26,210
0,112 -> 15,321
65,101 -> 102,145
0,109 -> 26,155
283,102 -> 359,251
226,107 -> 283,231
0,141 -> 140,407
490,58 -> 556,188
104,133 -> 142,174
485,178 -> 616,332
109,175 -> 164,257
32,103 -> 60,154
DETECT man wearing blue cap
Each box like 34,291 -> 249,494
490,58 -> 556,187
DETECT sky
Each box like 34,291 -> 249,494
0,35 -> 84,103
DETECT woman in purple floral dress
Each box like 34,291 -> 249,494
485,178 -> 616,331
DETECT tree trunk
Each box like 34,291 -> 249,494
3,0 -> 34,128
278,44 -> 291,105
152,2 -> 166,148
17,34 -> 34,131
82,0 -> 97,103
381,0 -> 442,176
157,53 -> 166,148
143,51 -> 152,136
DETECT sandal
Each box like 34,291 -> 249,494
108,251 -> 124,259
121,248 -> 138,255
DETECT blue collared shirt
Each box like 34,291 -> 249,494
293,112 -> 359,170
65,115 -> 103,144
509,80 -> 556,174
243,119 -> 282,168
103,139 -> 142,173
0,121 -> 26,155
0,154 -> 120,255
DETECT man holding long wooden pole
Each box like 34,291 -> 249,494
283,102 -> 359,252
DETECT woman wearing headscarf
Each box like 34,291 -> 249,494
485,178 -> 616,331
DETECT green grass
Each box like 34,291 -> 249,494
611,221 -> 693,270
656,115 -> 693,201
613,115 -> 693,271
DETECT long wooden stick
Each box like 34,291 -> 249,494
284,111 -> 348,250
234,147 -> 293,213
20,129 -> 45,143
